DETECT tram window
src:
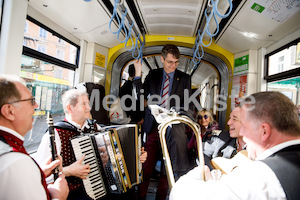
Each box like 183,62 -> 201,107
121,64 -> 130,87
23,18 -> 78,65
267,40 -> 300,76
21,17 -> 79,153
266,39 -> 300,106
21,55 -> 75,153
267,77 -> 300,105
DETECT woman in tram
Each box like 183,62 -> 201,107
197,109 -> 219,139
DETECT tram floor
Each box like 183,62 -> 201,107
145,171 -> 170,200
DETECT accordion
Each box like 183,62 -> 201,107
71,124 -> 142,199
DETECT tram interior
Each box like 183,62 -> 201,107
17,0 -> 299,150
1,0 -> 300,198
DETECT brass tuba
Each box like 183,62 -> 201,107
158,111 -> 205,190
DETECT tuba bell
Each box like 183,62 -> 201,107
151,106 -> 205,190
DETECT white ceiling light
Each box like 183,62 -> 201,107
243,32 -> 257,38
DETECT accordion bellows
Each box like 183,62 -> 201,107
71,124 -> 142,200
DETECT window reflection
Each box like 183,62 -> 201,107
267,77 -> 300,105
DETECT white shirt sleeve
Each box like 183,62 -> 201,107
0,152 -> 47,200
32,129 -> 61,184
170,161 -> 286,200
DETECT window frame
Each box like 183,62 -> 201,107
23,15 -> 80,70
264,38 -> 300,83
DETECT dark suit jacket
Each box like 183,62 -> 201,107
134,68 -> 195,173
119,79 -> 144,123
134,68 -> 192,131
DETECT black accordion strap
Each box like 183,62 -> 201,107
44,120 -> 81,134
55,121 -> 80,132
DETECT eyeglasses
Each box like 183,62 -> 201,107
198,115 -> 208,120
164,58 -> 179,65
9,97 -> 36,106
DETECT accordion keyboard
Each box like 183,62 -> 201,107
71,135 -> 107,200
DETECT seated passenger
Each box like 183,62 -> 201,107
187,109 -> 219,152
203,106 -> 246,169
227,106 -> 246,153
198,109 -> 219,139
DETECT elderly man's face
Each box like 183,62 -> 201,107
239,105 -> 263,160
69,95 -> 91,125
13,82 -> 38,136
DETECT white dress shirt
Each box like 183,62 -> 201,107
170,139 -> 300,200
0,126 -> 48,200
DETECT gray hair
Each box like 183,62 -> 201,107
242,91 -> 300,136
0,75 -> 26,116
62,89 -> 88,114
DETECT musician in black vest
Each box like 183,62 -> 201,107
170,91 -> 300,200
0,74 -> 69,200
35,89 -> 101,200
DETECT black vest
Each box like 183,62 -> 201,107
51,120 -> 99,191
261,144 -> 300,200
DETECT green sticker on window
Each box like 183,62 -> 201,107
251,3 -> 265,13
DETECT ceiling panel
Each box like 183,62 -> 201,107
216,0 -> 300,54
149,25 -> 194,35
147,16 -> 194,26
29,0 -> 122,48
136,0 -> 203,36
28,0 -> 300,85
216,26 -> 272,53
29,0 -> 107,33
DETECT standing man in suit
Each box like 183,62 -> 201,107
133,44 -> 194,200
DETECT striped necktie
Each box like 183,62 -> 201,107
161,74 -> 170,108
